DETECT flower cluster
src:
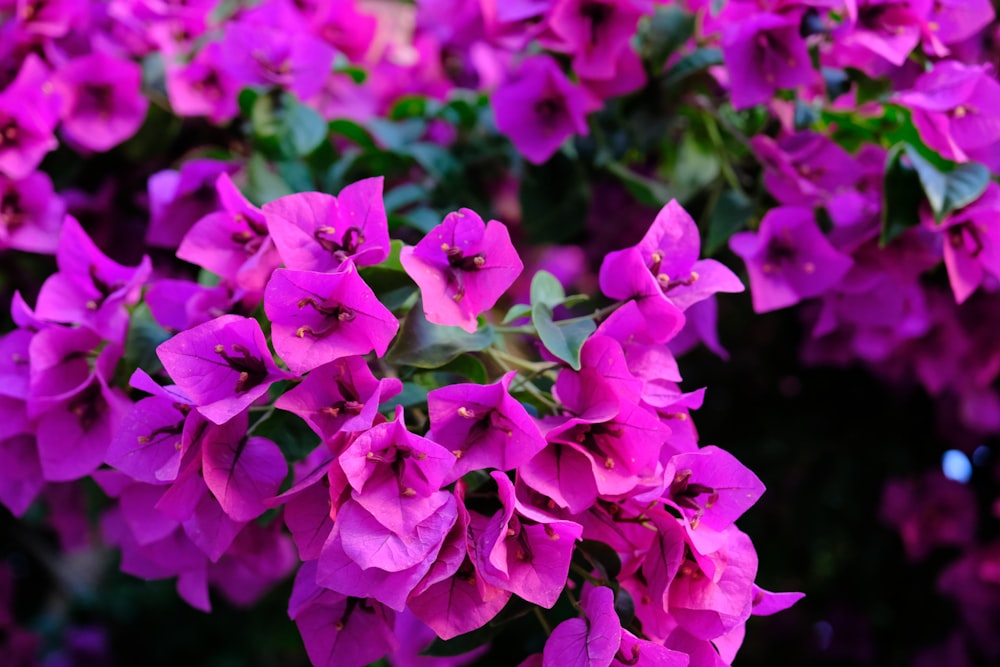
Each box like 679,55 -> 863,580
4,0 -> 1000,664
0,148 -> 798,664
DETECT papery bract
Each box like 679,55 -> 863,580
0,171 -> 64,254
34,216 -> 151,344
202,430 -> 286,522
156,314 -> 294,425
428,371 -> 546,481
275,356 -> 402,440
290,563 -> 399,667
542,585 -> 621,667
729,207 -> 853,313
264,177 -> 390,272
476,472 -> 582,607
491,54 -> 596,164
400,208 -> 523,333
54,52 -> 149,152
721,13 -> 815,110
265,265 -> 399,373
177,172 -> 280,295
599,200 -> 743,314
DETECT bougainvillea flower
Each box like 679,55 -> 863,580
0,54 -> 60,179
308,0 -> 378,62
922,182 -> 1000,304
54,52 -> 148,152
290,562 -> 399,667
275,356 -> 401,441
542,585 -> 621,667
580,47 -> 647,99
663,446 -> 765,553
165,42 -> 240,124
0,329 -> 31,404
523,338 -> 668,511
34,216 -> 151,343
750,585 -> 806,617
146,159 -> 238,249
407,501 -> 513,640
202,429 -> 286,522
491,54 -> 597,164
476,472 -> 582,607
218,20 -> 336,101
428,371 -> 546,481
264,177 -> 390,272
926,0 -> 994,45
613,630 -> 689,667
721,13 -> 815,110
544,0 -> 650,80
105,369 -> 196,484
177,172 -> 281,295
157,314 -> 294,425
729,206 -> 853,313
0,434 -> 44,516
162,456 -> 250,562
265,265 -> 399,373
144,279 -> 238,333
270,454 -> 336,560
896,60 -> 1000,164
317,494 -> 458,609
669,526 -> 758,641
34,362 -> 131,481
400,208 -> 523,332
336,492 -> 458,575
750,132 -> 860,207
600,199 -> 743,312
0,170 -> 64,254
338,406 -> 456,540
838,0 -> 925,67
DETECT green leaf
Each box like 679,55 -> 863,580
366,117 -> 427,151
328,119 -> 376,149
379,382 -> 429,414
124,303 -> 171,375
407,142 -> 461,178
706,189 -> 753,255
520,152 -> 590,244
880,143 -> 924,246
400,207 -> 441,233
532,303 -> 595,371
663,47 -> 723,88
249,409 -> 318,462
561,294 -> 591,309
641,5 -> 696,71
237,87 -> 261,118
606,162 -> 673,208
530,270 -> 566,310
387,301 -> 495,368
502,303 -> 533,324
251,93 -> 328,158
667,134 -> 720,203
574,540 -> 623,581
275,160 -> 314,193
390,95 -> 437,120
903,145 -> 990,223
615,587 -> 636,628
244,153 -> 293,205
433,354 -> 489,385
384,183 -> 427,213
359,240 -> 411,294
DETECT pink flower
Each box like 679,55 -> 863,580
492,54 -> 598,164
401,208 -> 523,333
